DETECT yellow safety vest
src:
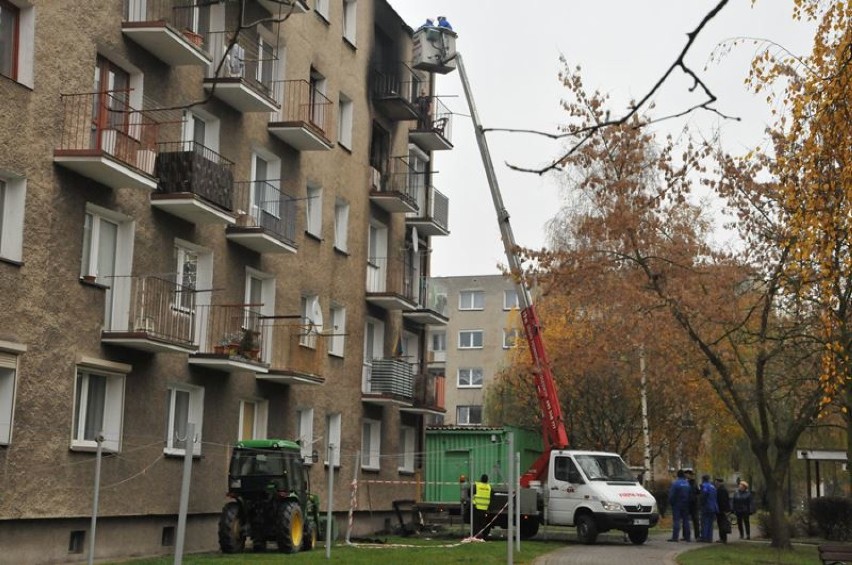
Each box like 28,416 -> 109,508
473,482 -> 491,511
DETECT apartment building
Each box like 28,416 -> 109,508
0,0 -> 454,561
426,275 -> 522,426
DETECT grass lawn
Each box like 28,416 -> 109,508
676,542 -> 821,564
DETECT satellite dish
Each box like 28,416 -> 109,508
310,298 -> 324,334
412,226 -> 420,253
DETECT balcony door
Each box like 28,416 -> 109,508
366,221 -> 388,293
362,318 -> 384,393
251,153 -> 280,226
93,57 -> 130,153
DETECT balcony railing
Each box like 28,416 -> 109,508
413,373 -> 445,411
56,90 -> 159,174
370,63 -> 422,121
407,185 -> 449,236
231,180 -> 298,247
366,255 -> 416,304
206,30 -> 278,103
363,358 -> 414,399
417,277 -> 448,314
194,303 -> 267,362
123,0 -> 210,51
263,316 -> 326,377
155,141 -> 234,210
274,79 -> 333,140
410,96 -> 453,151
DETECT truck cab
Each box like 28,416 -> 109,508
546,450 -> 658,544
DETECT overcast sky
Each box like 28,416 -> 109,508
389,0 -> 814,276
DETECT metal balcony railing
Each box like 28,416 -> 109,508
123,0 -> 210,50
415,277 -> 449,314
207,30 -> 278,99
195,303 -> 267,361
106,275 -> 196,347
155,140 -> 234,210
366,255 -> 416,300
370,63 -> 420,103
232,180 -> 298,246
379,156 -> 423,206
415,96 -> 453,141
363,358 -> 414,398
263,316 -> 326,375
275,79 -> 333,138
56,91 -> 159,173
414,373 -> 445,410
426,186 -> 450,232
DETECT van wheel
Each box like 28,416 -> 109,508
576,514 -> 598,544
627,527 -> 648,545
519,519 -> 539,539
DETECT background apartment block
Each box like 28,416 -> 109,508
426,275 -> 521,426
0,0 -> 455,561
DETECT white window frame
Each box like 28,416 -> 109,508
398,425 -> 415,473
457,367 -> 483,388
251,152 -> 281,219
315,0 -> 329,21
337,94 -> 353,149
165,383 -> 204,456
328,305 -> 346,357
503,328 -> 521,349
0,1 -> 34,88
238,399 -> 268,441
306,185 -> 323,238
430,331 -> 446,352
458,330 -> 483,349
325,412 -> 342,467
0,175 -> 25,262
333,198 -> 349,252
245,267 -> 276,362
342,0 -> 357,45
300,294 -> 322,348
504,289 -> 519,310
362,317 -> 384,393
0,341 -> 25,445
72,359 -> 129,453
181,109 -> 220,153
174,244 -> 198,314
456,405 -> 482,426
459,290 -> 484,310
297,408 -> 314,461
361,418 -> 381,471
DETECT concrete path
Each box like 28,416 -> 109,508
530,530 -> 698,565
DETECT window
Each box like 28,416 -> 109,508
361,419 -> 381,470
325,413 -> 341,466
431,331 -> 446,352
72,368 -> 126,452
503,328 -> 521,349
174,244 -> 198,313
315,0 -> 329,20
333,198 -> 349,252
504,289 -> 519,310
458,330 -> 483,349
182,110 -> 220,153
0,175 -> 25,262
459,290 -> 484,310
300,295 -> 322,348
297,408 -> 314,460
398,426 -> 415,473
337,94 -> 353,149
362,317 -> 384,393
0,1 -> 35,87
456,405 -> 483,426
238,399 -> 268,441
165,384 -> 204,456
306,185 -> 323,237
252,153 -> 281,220
458,368 -> 483,388
0,344 -> 23,445
328,305 -> 346,357
244,268 -> 275,362
342,0 -> 357,45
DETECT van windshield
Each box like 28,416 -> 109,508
574,454 -> 636,482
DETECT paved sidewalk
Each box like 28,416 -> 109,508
530,530 -> 696,565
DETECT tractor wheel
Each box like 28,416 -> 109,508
276,501 -> 304,553
627,527 -> 649,545
519,519 -> 540,539
576,513 -> 598,545
302,518 -> 317,551
218,501 -> 246,553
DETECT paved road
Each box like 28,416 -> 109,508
530,530 -> 696,565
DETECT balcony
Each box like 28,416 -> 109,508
369,157 -> 420,214
225,180 -> 298,254
401,373 -> 446,416
257,316 -> 325,386
370,63 -> 421,121
362,358 -> 414,405
204,31 -> 279,113
152,141 -> 235,224
257,0 -> 309,14
122,0 -> 211,67
268,80 -> 334,151
403,277 -> 449,326
101,275 -> 198,353
189,304 -> 269,373
409,97 -> 453,152
406,185 -> 449,237
366,256 -> 416,311
54,91 -> 159,191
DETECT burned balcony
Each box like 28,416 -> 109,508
257,316 -> 326,386
122,0 -> 211,66
410,97 -> 453,152
204,31 -> 279,113
268,80 -> 334,151
401,373 -> 446,416
406,185 -> 449,237
369,156 -> 420,214
362,358 -> 414,406
225,180 -> 298,254
257,0 -> 309,14
403,277 -> 449,326
54,91 -> 159,191
370,63 -> 421,121
189,304 -> 269,373
366,255 -> 417,311
152,141 -> 235,224
101,275 -> 198,353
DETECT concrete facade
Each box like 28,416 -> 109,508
0,0 -> 453,561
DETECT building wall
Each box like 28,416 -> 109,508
0,0 -> 448,560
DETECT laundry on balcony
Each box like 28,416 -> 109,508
224,43 -> 245,77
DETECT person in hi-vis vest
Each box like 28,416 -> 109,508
473,474 -> 492,539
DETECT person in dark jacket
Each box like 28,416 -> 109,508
699,474 -> 718,542
715,478 -> 731,543
685,470 -> 701,539
667,470 -> 692,542
732,480 -> 753,539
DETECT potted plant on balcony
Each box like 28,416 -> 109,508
183,28 -> 204,48
239,327 -> 261,361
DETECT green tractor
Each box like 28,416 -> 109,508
218,439 -> 321,553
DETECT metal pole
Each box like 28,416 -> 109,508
174,422 -> 195,565
507,432 -> 513,565
469,450 -> 474,538
516,452 -> 521,551
639,345 -> 652,487
87,433 -> 104,565
326,444 -> 335,560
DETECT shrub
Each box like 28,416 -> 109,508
809,497 -> 852,541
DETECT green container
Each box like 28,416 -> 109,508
423,426 -> 543,503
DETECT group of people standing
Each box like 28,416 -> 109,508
668,469 -> 754,543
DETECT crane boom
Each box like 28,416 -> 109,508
455,53 -> 569,486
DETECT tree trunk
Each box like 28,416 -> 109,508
764,463 -> 791,548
